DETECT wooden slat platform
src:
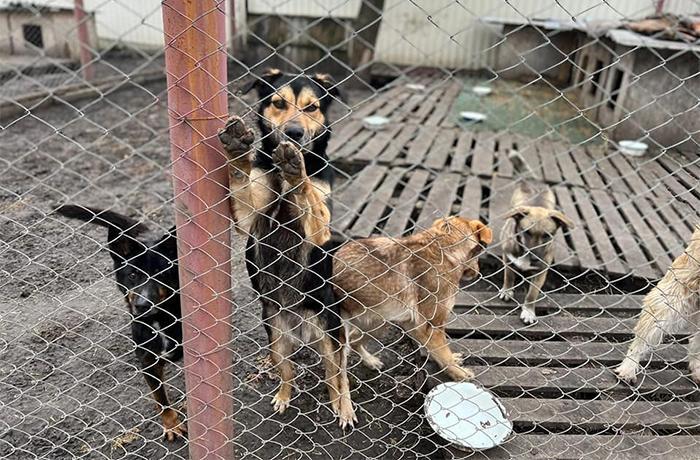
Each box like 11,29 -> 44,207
330,83 -> 694,279
437,292 -> 700,459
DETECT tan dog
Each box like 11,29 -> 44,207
499,153 -> 574,324
614,227 -> 700,384
332,216 -> 492,380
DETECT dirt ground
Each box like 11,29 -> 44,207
0,78 -> 452,459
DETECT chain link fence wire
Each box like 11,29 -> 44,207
2,0 -> 700,458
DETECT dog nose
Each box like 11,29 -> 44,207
133,294 -> 153,311
284,126 -> 304,142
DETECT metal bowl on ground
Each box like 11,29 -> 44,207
424,381 -> 513,451
618,140 -> 648,157
362,115 -> 390,131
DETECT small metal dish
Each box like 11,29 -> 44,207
424,381 -> 513,451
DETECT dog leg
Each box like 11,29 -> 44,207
499,259 -> 516,302
521,270 -> 547,324
268,331 -> 296,414
272,141 -> 331,246
319,334 -> 356,429
139,354 -> 187,441
614,290 -> 687,384
410,324 -> 474,381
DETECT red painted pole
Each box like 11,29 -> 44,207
73,0 -> 94,80
161,1 -> 233,459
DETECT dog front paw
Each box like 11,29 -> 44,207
272,141 -> 306,186
218,116 -> 255,162
336,398 -> 357,430
447,365 -> 475,381
161,408 -> 187,442
520,308 -> 537,325
614,360 -> 639,385
362,353 -> 384,371
271,391 -> 291,414
498,288 -> 514,302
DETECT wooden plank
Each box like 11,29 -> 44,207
353,124 -> 402,162
448,130 -> 473,174
612,191 -> 671,276
423,129 -> 456,170
373,90 -> 411,118
455,435 -> 700,460
410,84 -> 445,124
425,81 -> 462,126
333,166 -> 387,233
572,187 -> 626,274
470,132 -> 496,176
536,141 -> 563,183
332,128 -> 374,162
393,93 -> 426,124
552,142 -> 585,187
471,365 -> 697,394
352,84 -> 405,118
495,136 -> 514,177
590,189 -> 656,279
403,126 -> 437,165
328,120 -> 362,156
349,169 -> 404,238
488,176 -> 517,249
502,397 -> 700,431
571,146 -> 606,189
416,173 -> 461,229
609,153 -> 691,254
455,292 -> 645,312
447,313 -> 647,340
517,137 -> 542,181
460,176 -> 482,220
378,125 -> 415,163
554,186 -> 597,269
382,169 -> 430,236
453,338 -> 684,367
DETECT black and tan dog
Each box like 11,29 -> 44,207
55,205 -> 186,441
218,69 -> 355,427
499,153 -> 574,324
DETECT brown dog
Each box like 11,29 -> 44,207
499,152 -> 574,324
332,216 -> 492,380
614,226 -> 700,384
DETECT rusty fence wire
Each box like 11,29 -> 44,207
2,0 -> 700,459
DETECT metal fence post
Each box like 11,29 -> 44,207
161,1 -> 233,459
73,0 -> 93,80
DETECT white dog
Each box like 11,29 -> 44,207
614,227 -> 700,384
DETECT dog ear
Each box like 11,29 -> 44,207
241,68 -> 284,96
550,210 -> 575,229
504,206 -> 529,221
469,220 -> 493,245
107,229 -> 145,265
154,228 -> 179,263
312,73 -> 342,101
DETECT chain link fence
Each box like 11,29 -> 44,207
2,0 -> 700,459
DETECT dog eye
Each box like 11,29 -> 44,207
128,272 -> 138,281
303,105 -> 319,113
272,99 -> 286,109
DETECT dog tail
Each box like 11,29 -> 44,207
54,204 -> 149,236
508,149 -> 535,180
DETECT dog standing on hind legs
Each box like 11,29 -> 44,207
499,151 -> 574,324
614,227 -> 700,384
218,69 -> 355,428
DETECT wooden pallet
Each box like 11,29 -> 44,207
332,165 -> 689,279
438,292 -> 700,460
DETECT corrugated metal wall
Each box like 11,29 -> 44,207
373,0 -> 696,69
247,0 -> 361,18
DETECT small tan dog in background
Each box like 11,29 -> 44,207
614,226 -> 700,384
332,216 -> 492,381
499,152 -> 574,324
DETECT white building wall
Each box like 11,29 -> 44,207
3,0 -> 240,50
373,0 -> 698,69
